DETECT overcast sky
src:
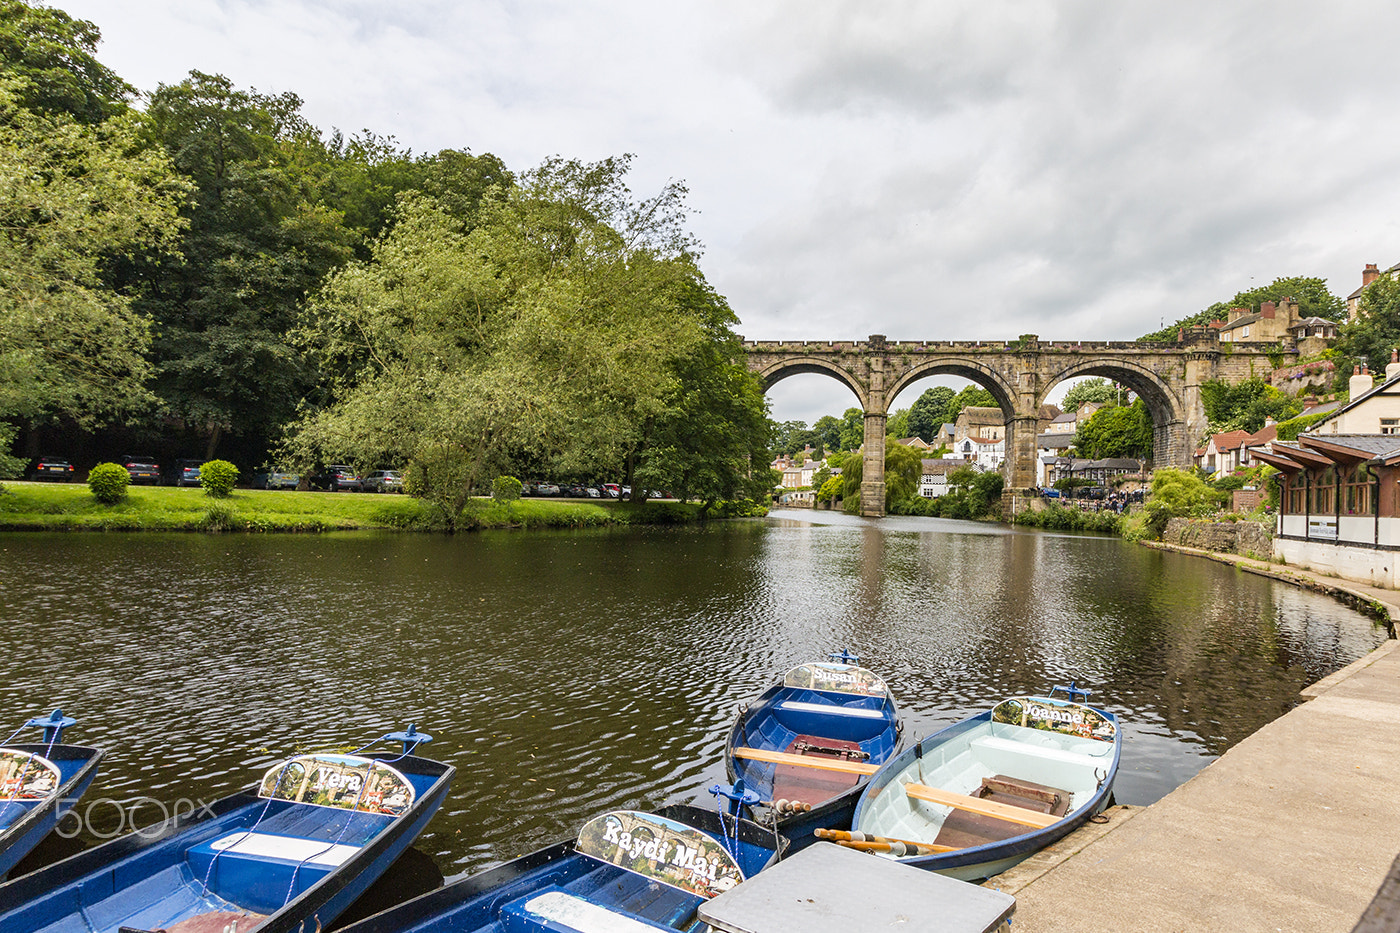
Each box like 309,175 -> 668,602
59,0 -> 1400,424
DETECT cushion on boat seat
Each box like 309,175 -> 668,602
500,887 -> 678,933
204,831 -> 359,866
185,831 -> 362,915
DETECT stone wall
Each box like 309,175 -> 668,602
1163,518 -> 1272,558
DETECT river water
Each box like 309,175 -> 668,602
0,510 -> 1387,890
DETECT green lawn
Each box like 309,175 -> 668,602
0,481 -> 723,532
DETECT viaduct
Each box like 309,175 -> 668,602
744,330 -> 1285,518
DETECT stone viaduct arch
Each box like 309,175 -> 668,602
746,332 -> 1282,518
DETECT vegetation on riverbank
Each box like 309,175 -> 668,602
0,483 -> 764,533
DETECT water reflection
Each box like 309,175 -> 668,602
0,513 -> 1385,885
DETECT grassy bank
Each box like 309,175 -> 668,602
0,482 -> 747,532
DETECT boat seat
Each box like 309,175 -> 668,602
774,701 -> 886,719
771,701 -> 889,742
186,831 -> 361,915
970,734 -> 1108,766
499,887 -> 678,933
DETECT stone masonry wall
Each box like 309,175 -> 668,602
1163,518 -> 1273,557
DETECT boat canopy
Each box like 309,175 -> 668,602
782,662 -> 889,698
576,810 -> 746,899
258,753 -> 416,815
0,749 -> 61,801
989,697 -> 1117,742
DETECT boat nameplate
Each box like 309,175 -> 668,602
576,809 -> 745,898
258,753 -> 415,815
0,748 -> 61,800
990,697 -> 1117,742
782,663 -> 889,697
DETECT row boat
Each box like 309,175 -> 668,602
846,685 -> 1121,880
723,653 -> 902,847
334,805 -> 784,933
0,725 -> 453,933
0,711 -> 103,880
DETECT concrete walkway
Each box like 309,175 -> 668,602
994,548 -> 1400,932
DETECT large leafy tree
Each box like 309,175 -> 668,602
1333,275 -> 1400,392
0,76 -> 187,473
1060,377 -> 1116,412
838,407 -> 864,451
1072,399 -> 1152,460
813,414 -> 843,452
0,0 -> 132,123
1199,377 -> 1300,433
291,157 -> 749,524
133,71 -> 360,459
906,386 -> 953,441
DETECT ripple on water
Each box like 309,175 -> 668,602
0,521 -> 1385,880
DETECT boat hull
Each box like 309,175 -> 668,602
852,700 -> 1121,881
724,678 -> 902,850
0,743 -> 103,880
334,805 -> 785,933
0,751 -> 454,933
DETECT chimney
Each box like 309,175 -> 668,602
1260,301 -> 1276,319
1265,416 -> 1277,427
1388,348 -> 1400,383
1352,363 -> 1375,399
1228,306 -> 1249,322
1364,263 -> 1381,287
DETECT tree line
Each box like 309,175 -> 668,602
0,1 -> 774,516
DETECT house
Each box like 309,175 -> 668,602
1310,359 -> 1400,436
1194,430 -> 1254,478
1036,432 -> 1075,486
953,407 -> 1004,447
896,436 -> 932,450
956,434 -> 1004,472
1043,412 -> 1078,435
919,458 -> 971,498
1346,263 -> 1400,320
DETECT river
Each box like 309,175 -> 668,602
0,510 -> 1386,892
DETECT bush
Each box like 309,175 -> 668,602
199,459 -> 239,498
87,462 -> 130,505
492,475 -> 523,503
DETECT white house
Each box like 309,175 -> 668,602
919,458 -> 970,498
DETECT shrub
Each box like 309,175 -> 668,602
198,502 -> 236,531
492,475 -> 523,503
199,459 -> 239,498
87,462 -> 130,505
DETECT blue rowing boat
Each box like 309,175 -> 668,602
333,804 -> 784,933
723,652 -> 902,848
0,710 -> 103,880
0,724 -> 454,933
844,684 -> 1121,881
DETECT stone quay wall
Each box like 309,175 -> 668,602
1163,518 -> 1272,558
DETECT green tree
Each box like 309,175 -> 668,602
0,77 -> 187,464
1199,377 -> 1300,433
884,438 -> 923,506
1334,275 -> 1400,393
1072,399 -> 1152,459
0,0 -> 132,123
290,157 -> 742,513
1060,378 -> 1116,412
838,408 -> 864,451
886,407 -> 910,440
939,385 -> 997,426
813,414 -> 843,452
133,71 -> 362,461
906,386 -> 953,441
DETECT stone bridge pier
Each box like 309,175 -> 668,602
746,332 -> 1278,518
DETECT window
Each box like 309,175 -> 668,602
1286,477 -> 1305,513
1310,467 -> 1335,514
1382,419 -> 1400,436
1344,466 -> 1374,515
1242,325 -> 1250,338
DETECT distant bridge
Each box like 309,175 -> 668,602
744,331 -> 1284,517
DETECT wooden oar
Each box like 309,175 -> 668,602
731,747 -> 879,776
815,828 -> 958,854
903,782 -> 1060,828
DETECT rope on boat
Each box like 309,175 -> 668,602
280,761 -> 376,909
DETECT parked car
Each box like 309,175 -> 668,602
362,469 -> 404,493
602,483 -> 621,498
252,470 -> 299,490
309,465 -> 361,491
28,457 -> 75,482
121,455 -> 162,485
166,459 -> 203,487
